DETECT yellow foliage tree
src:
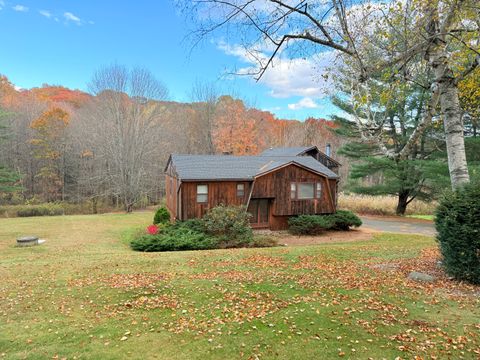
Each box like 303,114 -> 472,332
458,68 -> 480,137
30,107 -> 70,201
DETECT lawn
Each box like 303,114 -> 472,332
0,213 -> 479,359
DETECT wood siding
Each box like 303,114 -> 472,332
181,181 -> 251,220
251,164 -> 336,216
165,174 -> 180,220
166,161 -> 338,229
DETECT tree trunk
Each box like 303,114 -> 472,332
440,82 -> 470,188
427,7 -> 470,189
91,197 -> 98,214
396,191 -> 409,216
125,202 -> 133,213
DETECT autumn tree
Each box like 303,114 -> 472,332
30,107 -> 70,201
458,67 -> 480,137
189,80 -> 219,154
79,64 -> 169,212
181,0 -> 479,188
213,96 -> 258,155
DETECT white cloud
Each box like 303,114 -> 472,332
39,10 -> 51,18
12,4 -> 28,12
64,11 -> 81,24
218,41 -> 338,99
288,97 -> 320,110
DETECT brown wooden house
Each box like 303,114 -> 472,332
164,146 -> 340,230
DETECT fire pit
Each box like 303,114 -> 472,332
16,236 -> 40,247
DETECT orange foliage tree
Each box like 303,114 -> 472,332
213,96 -> 259,155
30,86 -> 91,108
30,107 -> 70,201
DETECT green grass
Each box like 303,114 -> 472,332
1,213 -> 478,359
407,214 -> 435,221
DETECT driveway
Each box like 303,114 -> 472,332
360,215 -> 436,236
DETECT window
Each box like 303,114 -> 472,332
196,184 -> 208,203
298,183 -> 315,199
170,178 -> 173,196
237,183 -> 245,197
290,183 -> 297,199
316,183 -> 322,198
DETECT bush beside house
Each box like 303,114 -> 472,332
153,206 -> 170,225
131,205 -> 258,252
288,210 -> 362,235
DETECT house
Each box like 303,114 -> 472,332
164,146 -> 340,230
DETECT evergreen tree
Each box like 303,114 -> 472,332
332,71 -> 450,215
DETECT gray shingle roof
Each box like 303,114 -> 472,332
260,146 -> 315,156
169,154 -> 338,180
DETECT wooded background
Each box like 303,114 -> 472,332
0,71 -> 345,212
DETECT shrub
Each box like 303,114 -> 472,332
203,205 -> 253,247
288,215 -> 333,235
435,181 -> 480,284
130,231 -> 217,252
153,206 -> 170,225
131,218 -> 219,252
288,211 -> 362,235
328,210 -> 362,230
173,218 -> 206,233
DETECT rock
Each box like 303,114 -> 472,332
408,271 -> 435,282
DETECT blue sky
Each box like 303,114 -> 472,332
0,0 -> 339,120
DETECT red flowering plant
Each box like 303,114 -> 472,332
146,224 -> 159,235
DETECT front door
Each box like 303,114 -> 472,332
248,199 -> 270,228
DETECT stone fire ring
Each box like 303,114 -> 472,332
16,236 -> 39,247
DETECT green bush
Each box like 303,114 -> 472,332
16,203 -> 64,217
203,205 -> 253,247
130,220 -> 217,252
153,206 -> 170,225
328,210 -> 362,230
435,181 -> 480,284
288,215 -> 333,235
288,211 -> 362,235
131,205 -> 256,252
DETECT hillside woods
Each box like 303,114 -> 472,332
0,75 -> 344,210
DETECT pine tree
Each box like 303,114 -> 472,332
332,72 -> 450,215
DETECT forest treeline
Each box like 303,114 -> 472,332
0,70 -> 343,212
